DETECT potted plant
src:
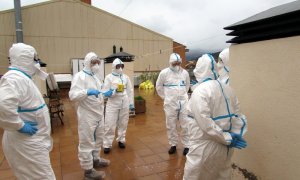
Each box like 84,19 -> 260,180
134,96 -> 146,114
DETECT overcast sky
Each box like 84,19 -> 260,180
0,0 -> 296,55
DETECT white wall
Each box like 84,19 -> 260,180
230,35 -> 300,180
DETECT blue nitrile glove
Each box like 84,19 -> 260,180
18,121 -> 38,136
229,132 -> 247,149
191,79 -> 198,85
129,104 -> 135,111
87,89 -> 100,98
103,89 -> 113,97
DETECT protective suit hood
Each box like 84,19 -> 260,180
169,53 -> 182,66
83,52 -> 99,73
193,54 -> 218,83
112,58 -> 124,74
9,43 -> 37,76
218,48 -> 230,72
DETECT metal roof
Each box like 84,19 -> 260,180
104,52 -> 135,63
224,0 -> 300,44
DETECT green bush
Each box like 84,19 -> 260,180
138,71 -> 159,85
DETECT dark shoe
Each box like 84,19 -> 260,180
84,168 -> 105,180
93,158 -> 110,168
168,146 -> 176,154
118,142 -> 126,149
183,148 -> 189,156
103,148 -> 110,154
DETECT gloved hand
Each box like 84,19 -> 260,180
191,79 -> 198,85
18,121 -> 38,136
129,104 -> 135,111
87,89 -> 100,98
103,89 -> 113,97
229,132 -> 247,149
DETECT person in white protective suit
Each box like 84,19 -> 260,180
69,52 -> 112,180
102,58 -> 134,154
156,53 -> 190,155
217,48 -> 230,85
183,54 -> 248,180
0,43 -> 55,179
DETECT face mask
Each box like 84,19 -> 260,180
170,65 -> 180,72
115,68 -> 123,74
91,64 -> 101,73
217,61 -> 224,71
33,63 -> 48,80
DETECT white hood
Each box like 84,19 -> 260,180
9,43 -> 37,77
193,54 -> 218,83
83,52 -> 99,72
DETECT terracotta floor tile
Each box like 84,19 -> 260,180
59,144 -> 77,154
0,168 -> 15,179
148,144 -> 169,154
60,153 -> 79,166
157,168 -> 184,180
61,163 -> 82,175
157,152 -> 179,161
62,170 -> 84,180
137,174 -> 161,180
0,146 -> 4,162
135,148 -> 154,157
109,167 -> 136,180
50,153 -> 61,167
142,154 -> 164,165
0,159 -> 10,170
125,157 -> 145,168
128,142 -> 148,151
105,161 -> 127,171
52,166 -> 62,180
130,164 -> 156,177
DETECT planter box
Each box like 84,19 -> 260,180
134,99 -> 146,114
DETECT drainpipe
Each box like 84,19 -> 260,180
14,0 -> 23,43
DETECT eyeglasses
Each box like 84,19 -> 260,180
91,59 -> 101,66
34,58 -> 41,64
116,64 -> 124,69
171,61 -> 181,66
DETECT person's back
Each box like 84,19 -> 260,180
183,54 -> 247,180
188,80 -> 245,145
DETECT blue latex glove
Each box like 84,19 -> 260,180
229,133 -> 247,149
191,79 -> 198,85
103,89 -> 113,97
129,104 -> 135,111
18,121 -> 38,136
87,89 -> 100,98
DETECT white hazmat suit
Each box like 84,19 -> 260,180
217,48 -> 230,85
156,53 -> 190,151
69,52 -> 106,171
103,58 -> 134,150
183,54 -> 247,180
0,43 -> 55,179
